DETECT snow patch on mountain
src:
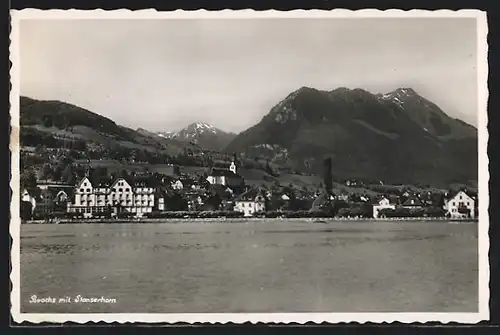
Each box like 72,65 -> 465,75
377,87 -> 418,108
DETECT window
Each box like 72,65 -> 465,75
86,188 -> 90,192
451,202 -> 455,206
126,188 -> 130,192
84,182 -> 87,186
80,188 -> 83,192
119,188 -> 123,192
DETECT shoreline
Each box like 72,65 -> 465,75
22,217 -> 478,224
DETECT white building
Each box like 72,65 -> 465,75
444,190 -> 476,218
206,160 -> 242,187
68,177 -> 157,218
234,188 -> 266,217
21,188 -> 38,213
171,180 -> 184,190
372,196 -> 396,218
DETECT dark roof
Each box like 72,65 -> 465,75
209,184 -> 232,197
209,168 -> 240,178
24,187 -> 42,200
154,187 -> 169,197
212,160 -> 231,168
96,177 -> 114,187
41,187 -> 67,199
134,178 -> 157,187
235,188 -> 265,202
401,195 -> 424,207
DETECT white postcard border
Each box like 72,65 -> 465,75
9,8 -> 490,324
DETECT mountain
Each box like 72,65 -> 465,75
225,87 -> 478,187
154,122 -> 236,151
376,88 -> 477,139
20,96 -> 200,155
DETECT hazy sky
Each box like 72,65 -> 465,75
20,18 -> 478,132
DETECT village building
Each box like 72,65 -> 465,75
36,180 -> 74,191
171,179 -> 184,190
21,188 -> 41,219
206,160 -> 243,188
444,190 -> 476,218
153,188 -> 169,212
373,196 -> 396,219
36,188 -> 71,215
372,196 -> 397,218
401,194 -> 424,209
234,188 -> 266,217
67,176 -> 158,218
185,190 -> 205,211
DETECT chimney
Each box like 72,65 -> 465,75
323,157 -> 333,195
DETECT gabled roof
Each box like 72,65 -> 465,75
76,176 -> 92,189
401,195 -> 424,206
24,187 -> 42,201
209,168 -> 240,178
41,187 -> 68,199
445,189 -> 477,201
235,188 -> 265,202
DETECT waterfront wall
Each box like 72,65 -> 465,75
23,216 -> 478,224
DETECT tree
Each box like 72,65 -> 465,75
41,164 -> 53,180
62,165 -> 76,185
165,193 -> 189,211
204,194 -> 222,211
53,165 -> 63,181
20,201 -> 33,220
42,115 -> 53,128
20,169 -> 37,189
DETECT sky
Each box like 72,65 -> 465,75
19,18 -> 478,132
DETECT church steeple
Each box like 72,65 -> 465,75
230,153 -> 238,174
229,160 -> 237,175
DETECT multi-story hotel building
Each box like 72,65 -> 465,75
67,176 -> 158,218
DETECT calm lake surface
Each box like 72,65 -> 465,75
20,220 -> 478,313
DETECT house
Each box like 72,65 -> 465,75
206,159 -> 243,187
444,190 -> 476,218
185,191 -> 204,211
36,180 -> 74,191
36,188 -> 71,215
401,194 -> 424,209
67,176 -> 159,218
372,196 -> 396,218
336,193 -> 349,202
21,188 -> 41,218
234,188 -> 266,217
154,188 -> 169,211
171,180 -> 184,190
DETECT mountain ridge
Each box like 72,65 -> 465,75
225,86 -> 477,187
152,122 -> 236,151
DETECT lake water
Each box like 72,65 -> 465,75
20,220 -> 478,313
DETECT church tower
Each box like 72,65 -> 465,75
229,161 -> 237,175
